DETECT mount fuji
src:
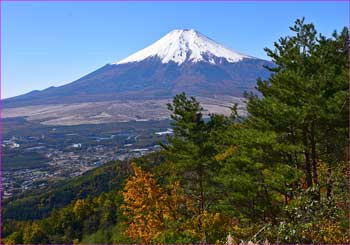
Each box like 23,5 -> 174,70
114,29 -> 252,65
3,29 -> 272,125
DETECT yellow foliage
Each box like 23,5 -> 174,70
215,145 -> 237,161
305,218 -> 349,243
22,223 -> 46,244
230,223 -> 261,243
72,199 -> 91,220
122,163 -> 233,243
186,210 -> 231,243
3,234 -> 18,245
122,163 -> 194,243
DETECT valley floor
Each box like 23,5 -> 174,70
2,118 -> 171,198
3,96 -> 245,125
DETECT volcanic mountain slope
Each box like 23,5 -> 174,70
3,29 -> 272,125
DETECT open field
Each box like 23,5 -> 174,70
3,96 -> 246,126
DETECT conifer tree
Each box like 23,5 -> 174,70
246,18 -> 348,199
163,94 -> 224,213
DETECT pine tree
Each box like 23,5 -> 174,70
161,92 -> 232,241
246,18 -> 348,199
243,18 -> 349,242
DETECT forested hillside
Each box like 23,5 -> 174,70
3,18 -> 349,244
2,160 -> 131,221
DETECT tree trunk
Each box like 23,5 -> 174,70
303,127 -> 313,188
310,122 -> 320,200
199,167 -> 204,215
326,167 -> 332,199
198,166 -> 206,243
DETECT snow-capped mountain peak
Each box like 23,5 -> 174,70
113,29 -> 253,65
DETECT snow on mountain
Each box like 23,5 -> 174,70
4,28 -> 272,111
113,29 -> 254,65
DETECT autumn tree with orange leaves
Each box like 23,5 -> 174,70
122,164 -> 201,243
122,163 -> 232,243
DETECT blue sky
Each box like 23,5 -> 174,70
2,1 -> 349,99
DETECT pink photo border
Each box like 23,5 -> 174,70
0,0 -> 349,244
